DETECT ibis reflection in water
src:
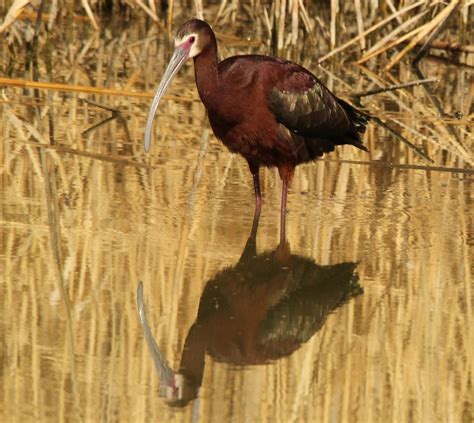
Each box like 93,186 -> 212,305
137,216 -> 363,406
144,19 -> 369,242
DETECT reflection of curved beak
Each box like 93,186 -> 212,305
136,282 -> 175,386
137,282 -> 199,405
143,46 -> 190,152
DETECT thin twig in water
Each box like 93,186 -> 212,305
23,139 -> 153,168
370,116 -> 434,163
353,78 -> 438,99
83,98 -> 121,114
82,115 -> 117,136
322,158 -> 473,175
81,99 -> 132,142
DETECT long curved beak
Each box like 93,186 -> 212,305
144,46 -> 190,152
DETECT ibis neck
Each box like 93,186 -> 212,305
193,41 -> 220,108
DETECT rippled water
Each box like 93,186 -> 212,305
1,11 -> 473,423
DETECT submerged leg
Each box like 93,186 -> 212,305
278,166 -> 295,244
280,178 -> 288,243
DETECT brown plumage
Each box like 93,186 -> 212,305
144,19 -> 369,240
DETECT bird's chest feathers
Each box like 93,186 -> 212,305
203,90 -> 245,125
200,70 -> 257,124
205,84 -> 264,142
201,70 -> 293,164
205,89 -> 269,141
208,105 -> 289,166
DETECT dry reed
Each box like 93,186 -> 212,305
0,2 -> 473,422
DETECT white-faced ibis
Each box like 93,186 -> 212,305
144,19 -> 369,240
137,214 -> 362,406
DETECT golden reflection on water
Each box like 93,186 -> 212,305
1,15 -> 473,423
2,105 -> 472,421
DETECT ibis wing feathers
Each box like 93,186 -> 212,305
213,55 -> 369,162
267,66 -> 369,151
269,83 -> 348,135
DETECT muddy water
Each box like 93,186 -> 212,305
1,15 -> 473,423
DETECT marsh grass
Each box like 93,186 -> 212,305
1,0 -> 472,59
1,1 -> 473,422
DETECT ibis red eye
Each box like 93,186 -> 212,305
189,36 -> 195,43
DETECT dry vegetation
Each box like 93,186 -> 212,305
1,1 -> 473,422
0,0 -> 472,164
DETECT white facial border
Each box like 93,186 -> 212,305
175,33 -> 201,58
